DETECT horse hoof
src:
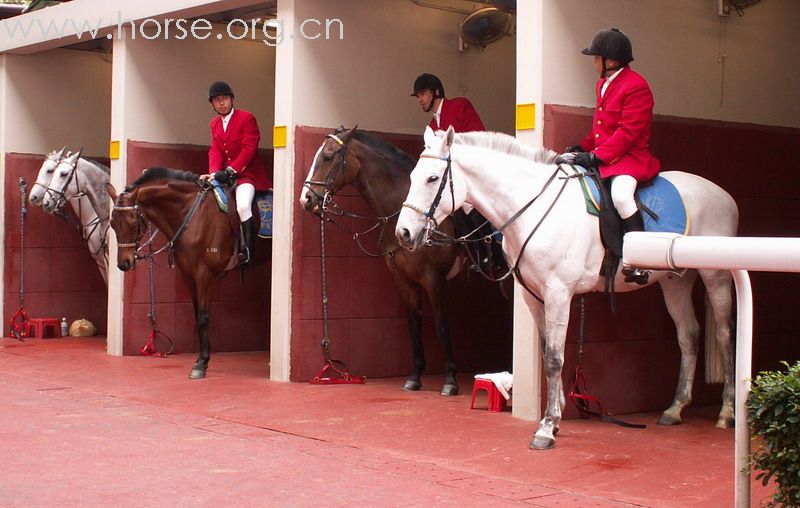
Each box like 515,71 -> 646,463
402,380 -> 421,391
440,384 -> 459,396
530,435 -> 555,450
657,414 -> 681,426
189,368 -> 207,379
715,416 -> 735,429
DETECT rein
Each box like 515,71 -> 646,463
401,153 -> 573,302
114,184 -> 210,267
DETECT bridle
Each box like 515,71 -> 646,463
400,152 -> 455,245
304,131 -> 400,258
303,133 -> 350,210
113,184 -> 209,267
46,150 -> 82,212
400,149 -> 574,300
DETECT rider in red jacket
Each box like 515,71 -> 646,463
411,73 -> 485,133
201,81 -> 271,266
564,28 -> 660,285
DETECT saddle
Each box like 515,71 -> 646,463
571,165 -> 689,300
209,180 -> 273,271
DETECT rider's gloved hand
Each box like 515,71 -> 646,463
214,167 -> 237,184
554,152 -> 576,165
564,144 -> 585,153
574,151 -> 601,169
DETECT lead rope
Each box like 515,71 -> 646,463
140,225 -> 174,357
310,202 -> 364,384
9,178 -> 29,340
568,295 -> 646,429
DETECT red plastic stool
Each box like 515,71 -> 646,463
27,318 -> 61,339
470,378 -> 508,413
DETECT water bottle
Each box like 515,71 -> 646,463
60,317 -> 68,337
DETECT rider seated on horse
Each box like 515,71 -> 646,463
411,73 -> 505,272
560,28 -> 660,285
200,81 -> 272,266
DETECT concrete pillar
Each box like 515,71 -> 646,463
512,0 -> 544,422
269,0 -> 297,382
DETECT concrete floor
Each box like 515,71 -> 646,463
0,336 -> 773,507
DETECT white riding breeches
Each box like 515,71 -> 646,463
236,183 -> 255,222
610,174 -> 638,219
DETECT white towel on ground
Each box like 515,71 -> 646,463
474,371 -> 513,400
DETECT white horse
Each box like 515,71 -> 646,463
396,126 -> 738,450
35,150 -> 111,285
28,147 -> 66,207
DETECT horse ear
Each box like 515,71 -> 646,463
423,126 -> 436,147
444,126 -> 455,150
57,146 -> 66,158
106,183 -> 117,202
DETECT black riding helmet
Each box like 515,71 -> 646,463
582,28 -> 633,77
582,28 -> 634,63
208,81 -> 234,102
410,73 -> 445,98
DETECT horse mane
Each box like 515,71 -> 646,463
352,130 -> 416,169
126,167 -> 199,191
454,131 -> 558,164
81,157 -> 111,175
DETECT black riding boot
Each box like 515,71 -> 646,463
239,217 -> 256,267
621,210 -> 649,285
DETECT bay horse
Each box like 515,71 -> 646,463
299,126 -> 468,395
108,167 -> 261,379
29,149 -> 111,285
397,126 -> 737,449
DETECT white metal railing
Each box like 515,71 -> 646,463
624,232 -> 800,508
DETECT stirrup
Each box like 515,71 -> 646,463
622,267 -> 649,285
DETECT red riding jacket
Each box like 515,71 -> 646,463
208,109 -> 272,190
428,97 -> 485,133
579,66 -> 660,182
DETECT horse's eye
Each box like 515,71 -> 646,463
322,153 -> 333,162
427,175 -> 439,184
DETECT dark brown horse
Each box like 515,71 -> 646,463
108,167 -> 262,379
300,127 -> 467,395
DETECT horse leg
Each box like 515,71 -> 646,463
424,274 -> 458,396
657,272 -> 701,425
530,292 -> 569,450
699,269 -> 735,428
394,276 -> 425,391
189,272 -> 214,380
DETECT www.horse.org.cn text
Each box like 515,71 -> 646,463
1,13 -> 345,47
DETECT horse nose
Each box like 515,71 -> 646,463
118,260 -> 131,271
397,227 -> 413,246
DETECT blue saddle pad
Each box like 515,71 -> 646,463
256,190 -> 273,238
578,168 -> 689,234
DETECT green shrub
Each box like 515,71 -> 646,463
747,361 -> 800,507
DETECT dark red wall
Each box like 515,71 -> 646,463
290,126 -> 514,382
545,105 -> 800,417
4,153 -> 107,335
119,141 -> 273,355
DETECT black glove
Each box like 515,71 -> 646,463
565,144 -> 585,153
574,151 -> 601,169
214,167 -> 237,184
